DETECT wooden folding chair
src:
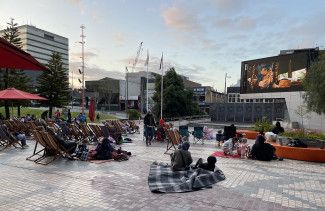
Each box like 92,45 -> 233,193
164,129 -> 179,154
36,131 -> 62,165
26,130 -> 47,162
0,125 -> 22,151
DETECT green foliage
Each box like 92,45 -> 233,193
37,52 -> 69,117
152,68 -> 201,118
253,118 -> 272,132
283,130 -> 325,141
127,109 -> 141,120
303,52 -> 325,114
3,18 -> 22,48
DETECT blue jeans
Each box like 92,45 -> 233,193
145,125 -> 154,141
16,133 -> 26,146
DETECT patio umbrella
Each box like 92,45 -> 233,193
0,37 -> 47,70
0,88 -> 47,100
88,97 -> 95,122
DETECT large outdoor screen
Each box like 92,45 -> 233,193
240,52 -> 310,93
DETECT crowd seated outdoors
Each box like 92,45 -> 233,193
0,110 -> 139,165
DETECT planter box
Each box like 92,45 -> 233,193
271,143 -> 325,162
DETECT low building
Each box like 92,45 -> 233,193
193,86 -> 226,113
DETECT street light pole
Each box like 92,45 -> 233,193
224,73 -> 231,102
80,25 -> 86,114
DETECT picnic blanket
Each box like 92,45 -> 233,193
211,151 -> 241,158
148,162 -> 226,193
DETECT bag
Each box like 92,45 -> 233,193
288,139 -> 307,148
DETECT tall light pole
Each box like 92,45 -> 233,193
80,25 -> 86,113
125,66 -> 129,118
224,73 -> 231,102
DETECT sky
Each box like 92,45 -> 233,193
1,0 -> 325,92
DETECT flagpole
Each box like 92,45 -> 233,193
160,52 -> 163,119
146,50 -> 149,113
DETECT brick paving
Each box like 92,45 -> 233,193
0,125 -> 324,211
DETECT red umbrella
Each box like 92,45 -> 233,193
0,88 -> 47,100
0,37 -> 47,70
88,97 -> 95,122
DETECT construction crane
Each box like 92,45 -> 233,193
131,41 -> 143,72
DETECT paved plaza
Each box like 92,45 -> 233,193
0,124 -> 324,211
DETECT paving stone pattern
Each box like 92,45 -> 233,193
0,124 -> 324,211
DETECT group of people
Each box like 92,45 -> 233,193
219,122 -> 285,161
170,141 -> 217,172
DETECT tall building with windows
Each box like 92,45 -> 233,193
0,25 -> 69,85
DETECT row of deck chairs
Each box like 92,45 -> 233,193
0,124 -> 22,151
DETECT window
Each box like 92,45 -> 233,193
44,34 -> 54,41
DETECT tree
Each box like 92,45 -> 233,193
303,52 -> 325,114
1,18 -> 31,118
152,68 -> 201,119
37,52 -> 69,117
295,104 -> 311,130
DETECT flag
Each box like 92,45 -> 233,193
145,50 -> 149,66
159,52 -> 163,70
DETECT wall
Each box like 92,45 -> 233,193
240,91 -> 325,131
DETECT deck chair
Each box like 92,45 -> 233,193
37,131 -> 63,165
0,125 -> 22,151
128,120 -> 140,133
89,124 -> 103,140
192,126 -> 204,144
79,123 -> 97,143
99,125 -> 110,138
164,129 -> 180,154
26,130 -> 47,163
179,125 -> 189,142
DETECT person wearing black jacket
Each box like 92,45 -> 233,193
143,111 -> 156,146
272,122 -> 284,135
251,135 -> 276,161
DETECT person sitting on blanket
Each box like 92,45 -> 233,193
91,138 -> 131,161
47,127 -> 77,154
237,138 -> 250,158
250,135 -> 277,161
194,156 -> 217,172
171,142 -> 193,171
222,137 -> 239,155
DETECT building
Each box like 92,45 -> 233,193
211,47 -> 325,131
193,86 -> 226,113
85,77 -> 120,111
0,25 -> 69,85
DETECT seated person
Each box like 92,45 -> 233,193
223,124 -> 236,140
47,127 -> 77,154
171,142 -> 193,171
14,131 -> 28,148
272,122 -> 284,135
216,130 -> 224,147
237,138 -> 250,158
195,156 -> 217,172
95,138 -> 115,160
222,137 -> 238,155
250,135 -> 277,161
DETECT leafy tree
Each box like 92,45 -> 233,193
152,68 -> 201,119
303,52 -> 325,114
37,52 -> 69,117
1,18 -> 31,118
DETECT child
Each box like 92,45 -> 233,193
194,156 -> 217,172
216,130 -> 223,147
237,138 -> 250,158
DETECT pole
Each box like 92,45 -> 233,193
146,50 -> 149,112
125,66 -> 129,119
80,25 -> 86,114
160,52 -> 164,119
71,66 -> 74,109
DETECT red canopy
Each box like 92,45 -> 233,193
88,97 -> 95,122
0,88 -> 47,100
0,37 -> 47,70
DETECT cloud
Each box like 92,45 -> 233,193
215,16 -> 256,30
70,51 -> 98,62
113,32 -> 126,46
161,5 -> 201,32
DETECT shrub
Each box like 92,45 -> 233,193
127,109 -> 141,120
253,118 -> 272,132
282,130 -> 325,141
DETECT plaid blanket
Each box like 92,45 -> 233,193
148,162 -> 226,193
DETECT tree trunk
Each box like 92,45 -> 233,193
4,69 -> 10,119
17,105 -> 21,117
49,105 -> 53,118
